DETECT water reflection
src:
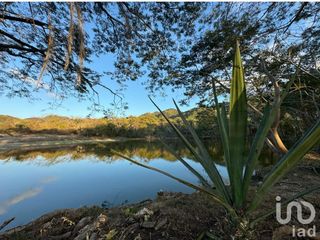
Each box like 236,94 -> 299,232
0,140 -> 275,166
0,187 -> 42,215
0,140 -> 276,230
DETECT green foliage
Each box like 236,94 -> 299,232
113,41 -> 320,235
2,3 -> 319,123
0,108 -> 217,138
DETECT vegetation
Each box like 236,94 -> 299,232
1,3 -> 319,123
113,41 -> 320,239
1,3 -> 318,153
0,107 -> 217,138
1,3 -> 320,238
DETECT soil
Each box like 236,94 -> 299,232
0,155 -> 319,240
0,134 -> 137,152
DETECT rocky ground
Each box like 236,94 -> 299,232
0,155 -> 319,240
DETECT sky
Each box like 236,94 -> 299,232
0,72 -> 198,119
0,25 -> 199,119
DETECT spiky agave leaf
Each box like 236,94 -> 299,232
242,104 -> 275,198
242,76 -> 297,200
111,149 -> 238,219
249,118 -> 320,212
229,40 -> 248,208
212,81 -> 232,198
159,139 -> 211,188
149,97 -> 231,204
172,99 -> 231,203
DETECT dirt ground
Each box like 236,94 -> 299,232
0,134 -> 131,152
0,155 -> 319,240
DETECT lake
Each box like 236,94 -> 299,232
0,140 -> 276,230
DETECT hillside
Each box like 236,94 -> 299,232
0,107 -> 216,138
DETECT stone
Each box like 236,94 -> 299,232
105,229 -> 118,240
89,232 -> 98,240
141,221 -> 156,229
42,221 -> 52,230
74,217 -> 92,233
155,218 -> 167,230
49,231 -> 72,240
135,208 -> 153,218
74,231 -> 90,240
61,217 -> 75,227
97,214 -> 107,225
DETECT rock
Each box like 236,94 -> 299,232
49,231 -> 72,240
89,232 -> 97,240
61,217 -> 75,227
97,214 -> 107,225
42,221 -> 53,230
87,214 -> 107,228
74,224 -> 94,240
42,221 -> 52,228
134,207 -> 154,222
74,217 -> 92,233
79,224 -> 92,234
155,217 -> 167,230
141,221 -> 156,229
135,207 -> 153,218
74,231 -> 90,240
105,229 -> 118,240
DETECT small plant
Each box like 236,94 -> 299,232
112,40 -> 320,238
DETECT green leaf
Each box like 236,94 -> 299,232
149,96 -> 230,204
242,104 -> 275,198
229,40 -> 248,207
160,139 -> 211,189
172,99 -> 231,203
242,74 -> 296,199
249,118 -> 320,212
212,81 -> 233,201
111,149 -> 238,218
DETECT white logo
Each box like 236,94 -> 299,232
276,196 -> 317,237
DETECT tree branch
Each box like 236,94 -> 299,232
283,2 -> 308,33
0,14 -> 48,27
0,29 -> 46,53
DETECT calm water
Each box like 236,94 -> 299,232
0,140 -> 276,230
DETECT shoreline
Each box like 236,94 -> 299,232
0,158 -> 319,239
0,134 -> 148,152
0,134 -> 212,152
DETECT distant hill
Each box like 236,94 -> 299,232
0,107 -> 216,137
0,115 -> 21,129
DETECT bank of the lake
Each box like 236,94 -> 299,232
0,134 -> 147,152
1,155 -> 319,240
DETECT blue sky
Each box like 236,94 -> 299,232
0,76 -> 198,119
0,52 -> 198,119
1,23 -> 199,119
0,14 -> 202,119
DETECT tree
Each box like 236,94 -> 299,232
1,3 -> 319,146
132,2 -> 320,152
0,2 -> 201,102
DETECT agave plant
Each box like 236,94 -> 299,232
112,40 -> 320,237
